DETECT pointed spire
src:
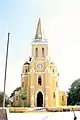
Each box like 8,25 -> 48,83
35,18 -> 43,39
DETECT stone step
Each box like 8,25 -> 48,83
29,107 -> 47,112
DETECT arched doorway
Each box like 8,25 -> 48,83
37,91 -> 43,107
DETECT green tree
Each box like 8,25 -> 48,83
67,78 -> 80,105
10,87 -> 21,107
0,91 -> 10,107
10,87 -> 21,98
20,91 -> 27,107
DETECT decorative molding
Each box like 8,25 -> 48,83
31,96 -> 34,100
34,58 -> 48,62
45,95 -> 48,100
45,86 -> 50,88
31,105 -> 34,107
21,74 -> 28,78
45,105 -> 48,107
21,73 -> 27,75
30,86 -> 34,88
21,71 -> 58,78
32,39 -> 48,44
30,68 -> 35,73
45,68 -> 48,72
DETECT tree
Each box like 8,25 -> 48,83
10,87 -> 21,98
67,78 -> 80,105
20,91 -> 27,107
10,87 -> 21,107
0,91 -> 10,107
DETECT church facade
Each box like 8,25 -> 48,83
13,18 -> 67,107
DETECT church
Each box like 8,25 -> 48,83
13,18 -> 67,107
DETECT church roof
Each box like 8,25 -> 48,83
32,39 -> 48,44
24,61 -> 30,65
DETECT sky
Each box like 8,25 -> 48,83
0,0 -> 80,96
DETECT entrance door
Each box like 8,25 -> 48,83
37,91 -> 43,107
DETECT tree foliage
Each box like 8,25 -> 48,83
0,91 -> 10,107
67,78 -> 80,105
20,91 -> 27,100
10,86 -> 21,98
20,91 -> 27,107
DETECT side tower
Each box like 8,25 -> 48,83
29,18 -> 49,107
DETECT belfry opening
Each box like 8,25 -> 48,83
37,91 -> 43,107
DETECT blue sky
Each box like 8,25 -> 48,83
0,0 -> 80,96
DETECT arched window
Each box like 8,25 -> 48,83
56,81 -> 58,87
53,69 -> 54,72
35,47 -> 38,57
53,92 -> 55,98
42,47 -> 45,57
16,96 -> 18,101
62,95 -> 64,100
38,75 -> 42,85
26,69 -> 27,73
22,82 -> 24,87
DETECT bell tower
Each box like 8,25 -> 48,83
32,18 -> 48,60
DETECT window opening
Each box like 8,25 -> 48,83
38,75 -> 42,85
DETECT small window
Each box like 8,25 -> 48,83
16,96 -> 18,101
22,82 -> 24,87
62,96 -> 64,100
57,73 -> 59,76
38,75 -> 42,85
26,69 -> 27,73
53,92 -> 55,98
56,82 -> 58,87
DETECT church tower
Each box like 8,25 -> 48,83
29,18 -> 49,107
13,18 -> 67,107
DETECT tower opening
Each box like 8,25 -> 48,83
37,91 -> 43,107
35,47 -> 38,57
42,47 -> 45,57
